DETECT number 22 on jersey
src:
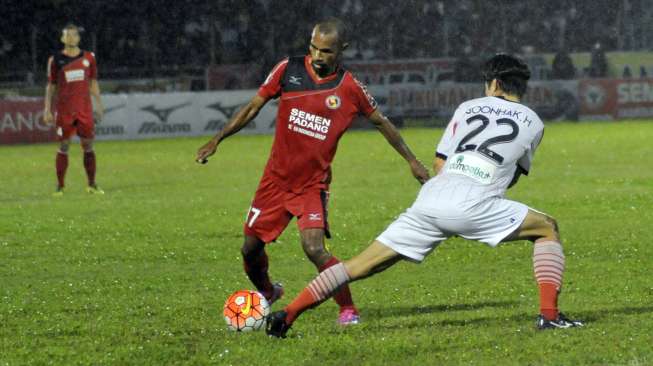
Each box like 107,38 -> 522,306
455,114 -> 520,165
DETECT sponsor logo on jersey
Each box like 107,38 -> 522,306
82,59 -> 90,67
325,95 -> 341,110
288,108 -> 331,140
445,153 -> 496,184
64,69 -> 85,82
138,102 -> 192,134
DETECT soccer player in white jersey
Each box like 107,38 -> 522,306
267,54 -> 584,338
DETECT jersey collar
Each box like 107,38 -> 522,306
494,96 -> 522,104
304,56 -> 340,84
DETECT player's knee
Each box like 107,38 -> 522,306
241,236 -> 264,260
81,141 -> 94,152
59,142 -> 70,153
540,215 -> 560,241
301,240 -> 329,264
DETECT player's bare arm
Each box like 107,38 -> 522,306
196,94 -> 268,163
44,82 -> 58,125
368,110 -> 429,184
90,79 -> 104,123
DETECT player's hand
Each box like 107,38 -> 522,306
409,159 -> 430,185
43,110 -> 54,125
196,139 -> 218,164
94,107 -> 104,124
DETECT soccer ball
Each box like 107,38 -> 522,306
223,290 -> 270,332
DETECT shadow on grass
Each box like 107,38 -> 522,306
367,304 -> 653,330
573,305 -> 653,323
367,300 -> 520,319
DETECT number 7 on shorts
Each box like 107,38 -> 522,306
247,207 -> 262,228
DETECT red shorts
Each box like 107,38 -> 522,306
243,175 -> 330,243
56,115 -> 94,140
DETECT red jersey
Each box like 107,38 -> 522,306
47,50 -> 97,124
258,56 -> 377,193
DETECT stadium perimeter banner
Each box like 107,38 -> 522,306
0,91 -> 278,144
0,99 -> 55,144
3,78 -> 652,144
370,80 -> 580,123
579,78 -> 653,120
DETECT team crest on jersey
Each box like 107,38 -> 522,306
82,59 -> 90,67
325,95 -> 341,110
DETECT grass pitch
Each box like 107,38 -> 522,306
1,122 -> 652,365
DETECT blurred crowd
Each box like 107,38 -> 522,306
0,0 -> 651,82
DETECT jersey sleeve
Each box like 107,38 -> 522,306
350,76 -> 377,117
435,107 -> 463,159
88,52 -> 98,79
257,59 -> 288,100
517,127 -> 544,175
47,56 -> 57,84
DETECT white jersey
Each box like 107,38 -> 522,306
412,96 -> 544,216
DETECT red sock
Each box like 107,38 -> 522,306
243,251 -> 274,297
285,288 -> 318,324
83,151 -> 96,186
533,240 -> 564,320
56,152 -> 68,188
285,262 -> 351,324
319,257 -> 357,312
539,283 -> 559,320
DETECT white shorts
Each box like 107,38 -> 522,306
376,198 -> 530,262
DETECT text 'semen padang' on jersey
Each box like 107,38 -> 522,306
415,96 -> 544,212
47,50 -> 97,123
257,56 -> 377,193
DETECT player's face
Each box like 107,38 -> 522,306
309,30 -> 341,77
61,29 -> 80,47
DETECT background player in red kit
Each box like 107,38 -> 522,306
44,23 -> 105,196
196,18 -> 429,325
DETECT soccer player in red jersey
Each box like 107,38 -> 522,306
44,23 -> 105,196
197,18 -> 429,325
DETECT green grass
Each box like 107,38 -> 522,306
1,122 -> 652,365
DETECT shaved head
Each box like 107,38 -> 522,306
313,18 -> 348,47
309,18 -> 349,78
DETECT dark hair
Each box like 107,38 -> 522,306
315,17 -> 348,45
62,23 -> 84,34
482,54 -> 531,97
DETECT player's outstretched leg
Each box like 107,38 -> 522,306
504,209 -> 583,329
267,240 -> 401,338
300,228 -> 359,325
54,140 -> 70,196
81,138 -> 103,194
242,235 -> 283,304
